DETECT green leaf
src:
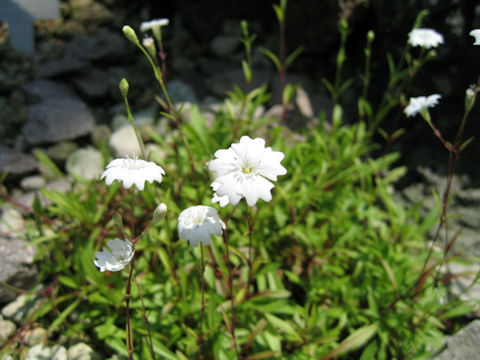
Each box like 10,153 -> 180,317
260,47 -> 282,71
265,313 -> 303,342
321,324 -> 378,360
242,59 -> 252,83
34,150 -> 67,179
285,46 -> 305,68
48,297 -> 82,333
272,4 -> 284,22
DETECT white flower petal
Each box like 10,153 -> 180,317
177,206 -> 225,247
404,94 -> 441,117
140,18 -> 169,32
208,136 -> 286,207
100,156 -> 165,190
470,29 -> 480,45
408,28 -> 444,49
93,238 -> 134,272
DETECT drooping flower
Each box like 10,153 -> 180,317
469,29 -> 480,45
140,18 -> 169,32
207,136 -> 287,207
404,94 -> 441,117
94,238 -> 135,272
177,206 -> 225,247
408,28 -> 444,48
101,156 -> 165,191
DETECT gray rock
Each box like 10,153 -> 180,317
12,191 -> 38,215
23,98 -> 95,145
109,125 -> 142,157
90,124 -> 111,147
64,31 -> 127,62
0,238 -> 37,302
20,175 -> 46,191
24,327 -> 48,346
65,147 -> 103,180
68,343 -> 101,360
45,141 -> 78,163
0,316 -> 16,342
70,2 -> 115,26
0,145 -> 38,176
72,69 -> 110,98
167,79 -> 198,103
210,35 -> 240,57
36,56 -> 89,78
26,344 -> 67,360
2,293 -> 42,324
21,80 -> 75,102
431,320 -> 480,360
0,207 -> 25,233
446,262 -> 480,307
45,178 -> 71,193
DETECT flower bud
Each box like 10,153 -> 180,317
465,86 -> 476,113
122,25 -> 139,45
367,30 -> 375,42
119,78 -> 129,98
142,37 -> 157,59
152,203 -> 168,224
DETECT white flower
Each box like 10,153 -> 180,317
404,94 -> 441,117
470,29 -> 480,45
207,136 -> 287,207
408,28 -> 444,48
177,206 -> 225,247
94,239 -> 134,272
142,37 -> 155,48
140,18 -> 169,32
101,156 -> 165,191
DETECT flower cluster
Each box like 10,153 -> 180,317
404,94 -> 441,117
408,28 -> 444,49
207,136 -> 287,207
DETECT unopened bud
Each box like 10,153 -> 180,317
367,30 -> 375,42
465,86 -> 476,112
119,78 -> 129,97
152,203 -> 168,224
142,37 -> 157,58
122,25 -> 139,45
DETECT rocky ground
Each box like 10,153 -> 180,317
0,0 -> 479,358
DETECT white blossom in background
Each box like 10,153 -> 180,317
408,28 -> 444,48
207,136 -> 287,207
140,18 -> 169,32
469,29 -> 480,45
177,206 -> 225,247
100,156 -> 165,191
94,239 -> 135,272
404,94 -> 442,117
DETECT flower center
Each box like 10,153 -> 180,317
124,155 -> 145,170
192,216 -> 204,225
242,166 -> 253,174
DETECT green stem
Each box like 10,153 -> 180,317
126,257 -> 135,360
135,277 -> 156,360
244,205 -> 254,300
222,221 -> 239,358
198,243 -> 206,360
122,90 -> 146,160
